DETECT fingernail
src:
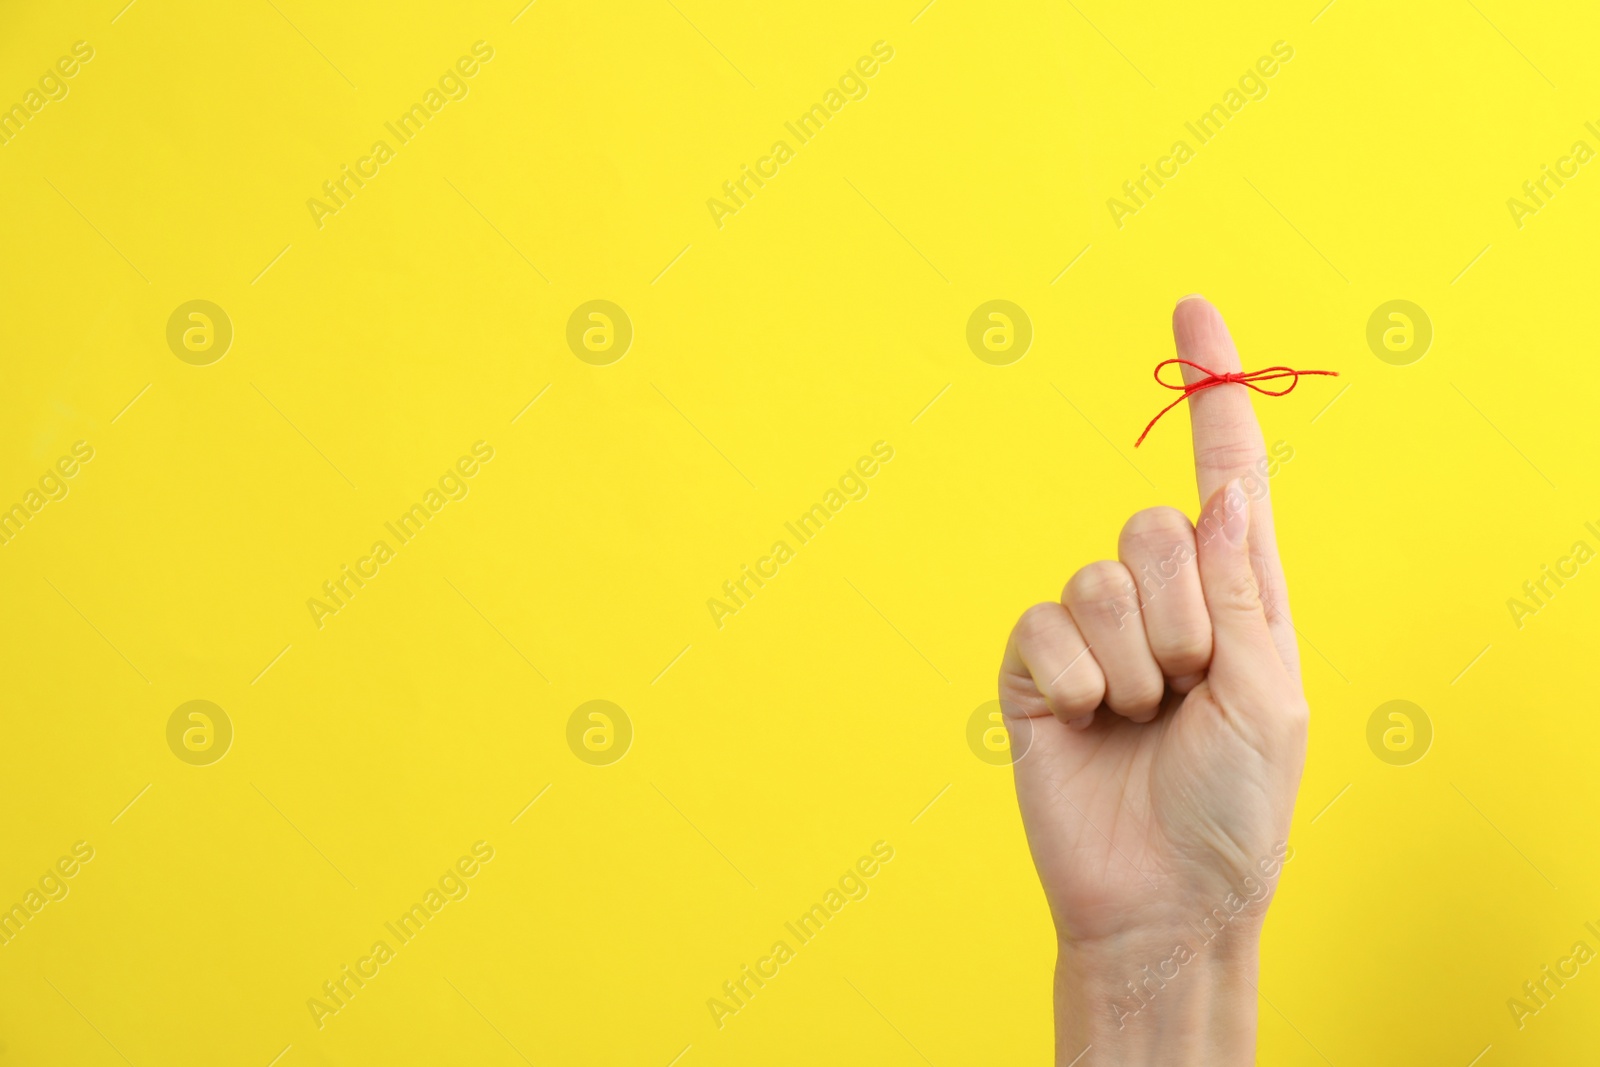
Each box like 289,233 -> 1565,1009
1177,293 -> 1206,304
1223,479 -> 1248,544
1069,714 -> 1094,731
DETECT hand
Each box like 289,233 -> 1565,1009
998,296 -> 1309,1064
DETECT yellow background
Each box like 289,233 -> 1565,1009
1,0 -> 1596,1063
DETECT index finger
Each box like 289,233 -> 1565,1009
1171,294 -> 1301,680
1173,294 -> 1267,506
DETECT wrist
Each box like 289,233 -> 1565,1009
1054,923 -> 1261,1066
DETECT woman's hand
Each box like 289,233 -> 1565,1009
998,296 -> 1309,1064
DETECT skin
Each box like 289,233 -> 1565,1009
998,296 -> 1310,1064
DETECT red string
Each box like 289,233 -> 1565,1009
1134,358 -> 1339,447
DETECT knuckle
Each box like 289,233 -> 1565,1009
1120,506 -> 1194,557
1197,438 -> 1262,478
1264,698 -> 1311,752
1065,561 -> 1137,616
1108,674 -> 1164,716
1151,622 -> 1212,675
1046,672 -> 1102,716
1256,572 -> 1290,625
1218,568 -> 1263,612
1015,602 -> 1066,645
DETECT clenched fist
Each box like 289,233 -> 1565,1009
998,296 -> 1309,1064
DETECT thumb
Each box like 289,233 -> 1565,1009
1195,480 -> 1288,705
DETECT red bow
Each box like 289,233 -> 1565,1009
1134,358 -> 1339,447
